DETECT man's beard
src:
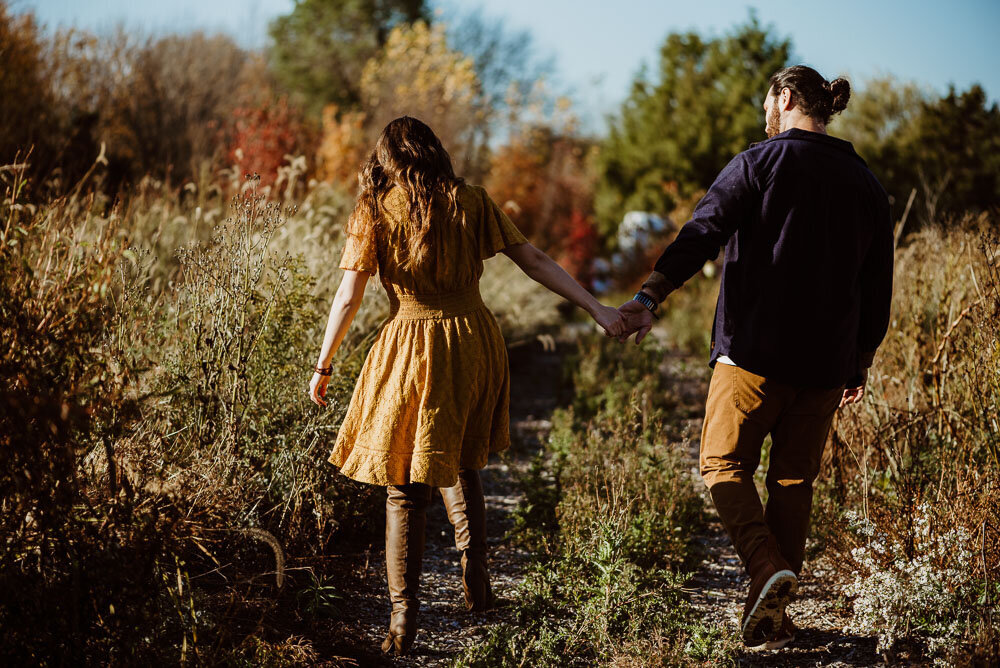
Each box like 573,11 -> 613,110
765,103 -> 781,138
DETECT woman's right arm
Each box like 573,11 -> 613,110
309,269 -> 371,406
502,242 -> 624,336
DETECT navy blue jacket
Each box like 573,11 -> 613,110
643,128 -> 893,389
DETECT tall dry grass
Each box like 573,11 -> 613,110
0,150 -> 564,663
813,215 -> 1000,663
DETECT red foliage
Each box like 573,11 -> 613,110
226,96 -> 306,187
562,210 -> 599,288
486,125 -> 598,280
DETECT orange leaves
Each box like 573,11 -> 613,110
485,125 -> 600,284
316,105 -> 368,188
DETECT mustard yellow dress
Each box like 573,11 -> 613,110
327,183 -> 528,488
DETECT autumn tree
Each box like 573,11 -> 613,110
595,15 -> 790,240
486,125 -> 599,283
3,10 -> 257,191
0,5 -> 59,181
268,0 -> 427,117
316,104 -> 368,186
226,96 -> 313,188
97,33 -> 260,186
361,20 -> 486,177
486,95 -> 600,282
305,19 -> 488,186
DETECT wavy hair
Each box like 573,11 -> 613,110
346,116 -> 464,268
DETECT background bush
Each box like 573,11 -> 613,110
813,217 -> 1000,663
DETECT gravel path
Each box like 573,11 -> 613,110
685,472 -> 884,666
318,337 -> 886,666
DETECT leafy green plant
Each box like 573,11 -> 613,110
456,336 -> 705,666
296,569 -> 344,620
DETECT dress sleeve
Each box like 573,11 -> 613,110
478,187 -> 528,260
338,214 -> 378,274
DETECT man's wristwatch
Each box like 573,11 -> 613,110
632,291 -> 660,318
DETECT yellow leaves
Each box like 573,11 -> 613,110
317,104 -> 368,187
359,20 -> 485,173
362,20 -> 479,109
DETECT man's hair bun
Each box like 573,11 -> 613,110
829,77 -> 851,114
769,66 -> 851,124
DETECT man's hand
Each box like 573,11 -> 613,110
839,368 -> 868,408
616,300 -> 655,344
840,385 -> 864,407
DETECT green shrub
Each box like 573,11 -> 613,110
457,336 -> 704,666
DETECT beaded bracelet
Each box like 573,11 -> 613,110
314,365 -> 333,376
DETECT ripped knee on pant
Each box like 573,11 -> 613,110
769,477 -> 808,487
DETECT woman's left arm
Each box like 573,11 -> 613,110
502,242 -> 625,336
309,269 -> 372,406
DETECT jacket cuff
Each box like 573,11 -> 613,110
640,271 -> 677,304
847,349 -> 877,388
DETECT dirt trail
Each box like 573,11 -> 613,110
659,351 -> 883,667
316,336 -> 567,667
319,336 -> 883,666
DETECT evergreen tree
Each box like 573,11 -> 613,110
832,76 -> 927,219
902,85 -> 1000,224
595,15 -> 789,240
839,80 -> 1000,225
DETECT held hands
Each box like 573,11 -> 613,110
594,304 -> 627,338
615,299 -> 655,344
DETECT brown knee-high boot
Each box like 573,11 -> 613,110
383,483 -> 431,656
440,468 -> 494,611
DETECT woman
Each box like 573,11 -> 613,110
309,116 -> 624,656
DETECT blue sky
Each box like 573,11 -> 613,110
20,0 -> 1000,132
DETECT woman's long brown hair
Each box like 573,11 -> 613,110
347,116 -> 464,268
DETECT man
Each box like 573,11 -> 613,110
618,65 -> 893,649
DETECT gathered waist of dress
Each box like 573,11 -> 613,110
387,284 -> 486,320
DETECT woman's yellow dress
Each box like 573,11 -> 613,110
327,183 -> 528,488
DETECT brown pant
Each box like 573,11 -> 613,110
700,363 -> 842,574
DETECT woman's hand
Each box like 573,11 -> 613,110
593,304 -> 627,338
309,372 -> 331,407
839,384 -> 864,407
